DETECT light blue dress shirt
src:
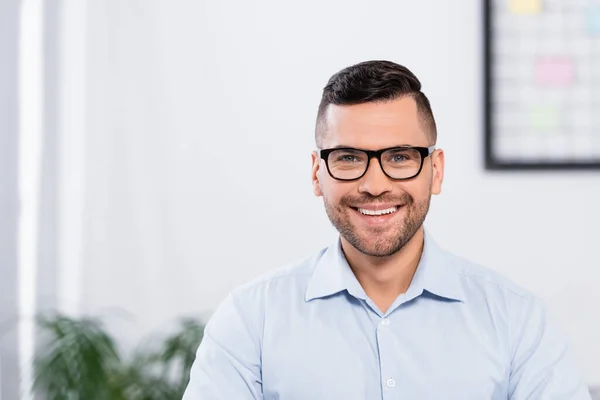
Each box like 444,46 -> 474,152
184,232 -> 591,399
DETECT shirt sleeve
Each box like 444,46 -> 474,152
182,291 -> 263,400
508,296 -> 591,399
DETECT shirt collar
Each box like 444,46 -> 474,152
305,229 -> 465,303
304,236 -> 367,302
419,230 -> 465,302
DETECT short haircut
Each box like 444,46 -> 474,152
315,60 -> 437,148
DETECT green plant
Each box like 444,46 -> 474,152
32,312 -> 205,400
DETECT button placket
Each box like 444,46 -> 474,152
377,314 -> 398,395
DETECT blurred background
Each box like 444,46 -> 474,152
1,0 -> 599,398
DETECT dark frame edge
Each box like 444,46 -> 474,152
482,0 -> 600,171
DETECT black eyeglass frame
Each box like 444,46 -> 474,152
319,145 -> 436,181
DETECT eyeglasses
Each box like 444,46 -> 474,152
319,146 -> 435,181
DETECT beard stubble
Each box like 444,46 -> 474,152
323,191 -> 431,257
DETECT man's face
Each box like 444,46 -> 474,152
311,97 -> 444,257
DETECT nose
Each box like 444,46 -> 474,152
358,158 -> 392,196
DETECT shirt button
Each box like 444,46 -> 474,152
386,378 -> 396,388
381,318 -> 390,325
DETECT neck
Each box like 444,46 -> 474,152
341,228 -> 425,312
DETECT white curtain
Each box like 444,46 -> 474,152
60,0 -> 332,344
1,2 -> 22,399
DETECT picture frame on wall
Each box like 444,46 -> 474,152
483,0 -> 600,170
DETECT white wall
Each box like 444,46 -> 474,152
76,0 -> 600,383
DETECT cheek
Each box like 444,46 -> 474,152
413,168 -> 436,195
321,181 -> 353,206
323,187 -> 344,206
400,182 -> 431,202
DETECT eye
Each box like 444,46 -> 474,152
391,154 -> 408,163
384,148 -> 420,166
329,149 -> 366,164
338,155 -> 361,162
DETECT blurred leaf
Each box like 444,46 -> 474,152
157,318 -> 205,394
33,313 -> 121,399
32,312 -> 205,400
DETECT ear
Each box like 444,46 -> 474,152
311,151 -> 323,197
430,149 -> 444,195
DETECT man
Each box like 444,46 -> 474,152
183,60 -> 591,399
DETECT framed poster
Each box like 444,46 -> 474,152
484,0 -> 600,170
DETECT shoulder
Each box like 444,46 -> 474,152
204,247 -> 328,335
228,246 -> 327,302
436,247 -> 549,331
443,249 -> 537,302
438,249 -> 555,350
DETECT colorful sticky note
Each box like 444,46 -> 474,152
535,57 -> 575,87
586,6 -> 600,36
509,0 -> 542,14
530,106 -> 560,130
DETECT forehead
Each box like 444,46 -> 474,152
322,97 -> 427,149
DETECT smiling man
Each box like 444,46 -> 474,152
183,60 -> 591,399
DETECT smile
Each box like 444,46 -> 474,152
356,206 -> 398,216
349,204 -> 404,221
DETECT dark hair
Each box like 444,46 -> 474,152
315,60 -> 437,148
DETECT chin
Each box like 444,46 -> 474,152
346,221 -> 424,257
349,235 -> 403,258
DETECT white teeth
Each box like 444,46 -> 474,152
357,207 -> 397,216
